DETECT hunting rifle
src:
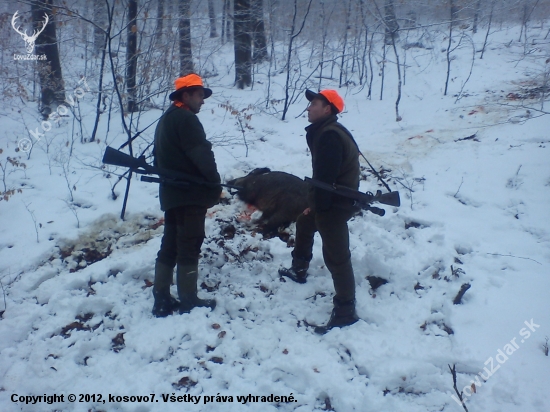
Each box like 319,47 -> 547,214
305,177 -> 400,216
102,146 -> 242,190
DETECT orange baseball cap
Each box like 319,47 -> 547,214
305,89 -> 344,113
169,74 -> 212,100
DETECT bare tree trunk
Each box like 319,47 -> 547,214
179,0 -> 194,74
472,0 -> 482,34
444,0 -> 458,96
155,0 -> 164,46
519,3 -> 528,42
222,0 -> 232,44
380,43 -> 386,100
519,0 -> 540,46
480,0 -> 495,59
93,0 -> 108,56
90,1 -> 114,142
339,0 -> 351,87
251,0 -> 268,62
389,24 -> 402,121
368,30 -> 374,99
357,0 -> 369,87
208,0 -> 218,38
384,0 -> 399,46
281,0 -> 313,120
126,0 -> 138,112
234,0 -> 252,88
31,0 -> 65,117
221,0 -> 227,43
318,0 -> 329,90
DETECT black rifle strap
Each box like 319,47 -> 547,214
358,150 -> 392,193
331,122 -> 393,193
118,118 -> 159,151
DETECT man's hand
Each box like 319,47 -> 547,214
303,207 -> 311,215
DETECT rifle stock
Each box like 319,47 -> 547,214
102,146 -> 243,190
304,177 -> 400,209
102,146 -> 152,171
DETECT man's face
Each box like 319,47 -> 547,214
182,89 -> 205,114
307,98 -> 331,123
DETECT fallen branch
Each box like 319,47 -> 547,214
453,283 -> 471,305
454,133 -> 479,142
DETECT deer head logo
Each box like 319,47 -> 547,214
12,10 -> 49,54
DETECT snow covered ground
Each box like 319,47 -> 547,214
1,24 -> 549,412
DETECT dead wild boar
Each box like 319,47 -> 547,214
227,168 -> 309,233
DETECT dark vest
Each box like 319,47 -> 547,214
306,116 -> 360,189
306,116 -> 360,209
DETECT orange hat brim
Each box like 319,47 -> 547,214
305,89 -> 340,113
169,86 -> 212,101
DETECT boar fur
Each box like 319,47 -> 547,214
227,168 -> 309,233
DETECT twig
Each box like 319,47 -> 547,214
455,35 -> 476,103
486,253 -> 542,265
498,102 -> 549,116
448,364 -> 469,412
0,278 -> 6,314
63,199 -> 81,229
22,201 -> 39,243
454,177 -> 464,198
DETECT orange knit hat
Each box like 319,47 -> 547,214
305,89 -> 344,113
169,74 -> 212,100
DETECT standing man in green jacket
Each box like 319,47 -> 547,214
152,74 -> 221,317
279,89 -> 360,334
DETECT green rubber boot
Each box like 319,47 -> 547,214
152,261 -> 179,318
177,264 -> 216,313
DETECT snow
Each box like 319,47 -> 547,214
1,22 -> 549,412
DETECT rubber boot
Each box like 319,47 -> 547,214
152,261 -> 179,318
177,264 -> 216,313
314,297 -> 359,335
278,256 -> 310,284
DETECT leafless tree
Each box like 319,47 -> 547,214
251,0 -> 268,62
480,0 -> 495,59
126,0 -> 138,113
30,0 -> 65,117
208,0 -> 218,38
222,0 -> 232,44
179,0 -> 194,74
155,0 -> 165,46
93,0 -> 108,55
444,0 -> 459,96
384,0 -> 399,46
281,0 -> 314,120
472,0 -> 482,33
234,0 -> 252,88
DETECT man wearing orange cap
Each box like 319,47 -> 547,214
152,74 -> 221,317
279,89 -> 360,334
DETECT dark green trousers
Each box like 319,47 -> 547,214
292,208 -> 356,302
156,205 -> 207,268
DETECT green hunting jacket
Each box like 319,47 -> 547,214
154,104 -> 221,211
